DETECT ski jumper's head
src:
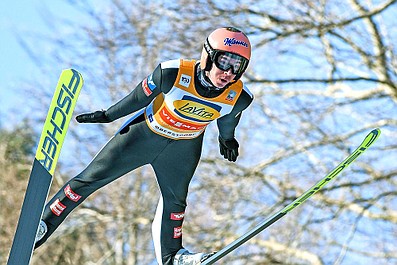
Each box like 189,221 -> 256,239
200,27 -> 251,88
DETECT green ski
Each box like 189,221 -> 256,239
202,128 -> 381,264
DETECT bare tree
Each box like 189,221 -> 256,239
183,0 -> 397,264
0,123 -> 35,265
4,0 -> 396,264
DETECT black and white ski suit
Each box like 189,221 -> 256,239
36,59 -> 253,264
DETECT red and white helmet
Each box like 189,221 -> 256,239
200,27 -> 251,80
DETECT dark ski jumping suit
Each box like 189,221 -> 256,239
36,59 -> 253,264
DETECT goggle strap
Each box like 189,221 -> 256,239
204,39 -> 215,58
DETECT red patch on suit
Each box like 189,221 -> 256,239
50,199 -> 66,216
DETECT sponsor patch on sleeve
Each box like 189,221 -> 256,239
50,198 -> 66,216
170,212 -> 185,221
64,184 -> 82,202
173,226 -> 183,238
142,74 -> 156,96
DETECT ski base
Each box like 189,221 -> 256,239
7,160 -> 52,265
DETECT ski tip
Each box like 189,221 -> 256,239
370,128 -> 381,137
62,68 -> 84,78
363,128 -> 381,148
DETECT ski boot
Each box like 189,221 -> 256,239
173,248 -> 214,265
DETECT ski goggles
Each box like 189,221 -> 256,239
213,51 -> 249,75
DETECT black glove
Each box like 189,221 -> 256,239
219,136 -> 239,162
76,110 -> 111,123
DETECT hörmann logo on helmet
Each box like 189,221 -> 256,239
224,38 -> 248,47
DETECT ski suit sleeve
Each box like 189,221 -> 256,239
216,87 -> 253,140
104,64 -> 163,121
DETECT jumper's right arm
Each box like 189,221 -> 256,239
76,64 -> 164,123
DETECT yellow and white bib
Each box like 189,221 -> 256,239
145,59 -> 243,139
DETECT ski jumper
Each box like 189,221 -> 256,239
36,59 -> 253,264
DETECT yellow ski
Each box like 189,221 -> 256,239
8,69 -> 83,265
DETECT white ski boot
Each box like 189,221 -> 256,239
35,220 -> 47,244
173,249 -> 214,265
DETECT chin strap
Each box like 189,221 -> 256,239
197,66 -> 220,91
197,64 -> 238,92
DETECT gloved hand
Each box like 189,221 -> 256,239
76,110 -> 111,123
218,136 -> 239,162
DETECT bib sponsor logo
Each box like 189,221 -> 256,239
50,198 -> 66,216
226,90 -> 237,101
179,74 -> 191,88
173,96 -> 221,122
64,184 -> 82,202
160,107 -> 206,131
153,125 -> 199,139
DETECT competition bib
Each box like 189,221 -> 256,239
145,59 -> 243,139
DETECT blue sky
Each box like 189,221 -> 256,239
0,1 -> 82,128
1,1 -> 46,108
